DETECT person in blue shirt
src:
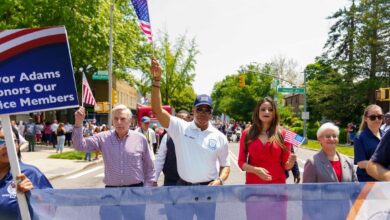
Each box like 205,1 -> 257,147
0,127 -> 52,219
354,104 -> 384,182
367,130 -> 390,181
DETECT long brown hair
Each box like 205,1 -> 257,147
244,97 -> 286,155
358,104 -> 382,132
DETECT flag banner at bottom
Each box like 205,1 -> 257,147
28,182 -> 390,220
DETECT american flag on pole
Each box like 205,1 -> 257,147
284,129 -> 305,147
131,0 -> 153,42
82,73 -> 96,106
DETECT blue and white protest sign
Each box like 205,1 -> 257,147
0,26 -> 79,115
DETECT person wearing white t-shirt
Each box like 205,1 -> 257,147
151,58 -> 230,219
380,112 -> 390,133
150,58 -> 230,186
51,120 -> 59,149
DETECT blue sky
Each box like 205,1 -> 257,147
149,0 -> 349,95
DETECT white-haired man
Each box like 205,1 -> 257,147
72,105 -> 155,218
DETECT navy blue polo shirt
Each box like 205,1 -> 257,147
0,162 -> 52,219
371,130 -> 390,169
354,128 -> 383,182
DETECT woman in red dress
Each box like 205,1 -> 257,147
238,97 -> 297,220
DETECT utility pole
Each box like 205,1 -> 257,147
108,1 -> 114,128
303,70 -> 308,144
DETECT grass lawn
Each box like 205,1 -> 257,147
48,140 -> 355,160
301,140 -> 354,157
48,150 -> 87,160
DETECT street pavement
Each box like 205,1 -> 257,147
19,142 -> 323,187
21,144 -> 103,181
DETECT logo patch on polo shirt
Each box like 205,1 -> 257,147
208,139 -> 217,150
184,133 -> 195,139
3,182 -> 17,199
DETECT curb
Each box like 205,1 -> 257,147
48,158 -> 104,181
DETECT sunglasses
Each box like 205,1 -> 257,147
367,114 -> 384,121
196,107 -> 212,114
0,138 -> 18,148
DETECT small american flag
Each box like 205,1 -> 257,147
131,0 -> 152,42
82,73 -> 96,106
284,130 -> 305,147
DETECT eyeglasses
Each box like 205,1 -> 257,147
0,138 -> 18,148
196,107 -> 212,115
367,114 -> 384,121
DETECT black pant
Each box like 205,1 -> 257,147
177,179 -> 212,186
51,132 -> 57,148
65,132 -> 72,146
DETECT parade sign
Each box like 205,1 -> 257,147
0,26 -> 79,115
29,182 -> 390,219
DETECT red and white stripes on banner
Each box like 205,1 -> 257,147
140,21 -> 152,42
0,26 -> 67,62
82,73 -> 96,106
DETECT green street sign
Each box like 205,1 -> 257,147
277,87 -> 305,94
92,71 -> 108,80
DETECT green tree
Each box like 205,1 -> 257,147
148,33 -> 198,107
357,0 -> 389,103
323,0 -> 389,103
0,0 -> 151,87
211,63 -> 274,122
305,58 -> 366,125
170,86 -> 196,112
324,0 -> 360,81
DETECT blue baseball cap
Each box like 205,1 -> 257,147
141,116 -> 151,123
193,94 -> 213,108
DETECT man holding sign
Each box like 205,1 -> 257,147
0,128 -> 52,219
1,26 -> 80,219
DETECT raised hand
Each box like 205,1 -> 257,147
150,58 -> 162,81
74,107 -> 85,127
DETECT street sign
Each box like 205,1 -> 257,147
92,71 -> 108,80
277,87 -> 305,94
302,112 -> 310,120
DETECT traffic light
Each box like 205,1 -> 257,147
239,75 -> 245,88
376,88 -> 390,101
112,89 -> 118,104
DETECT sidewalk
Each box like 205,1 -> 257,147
21,144 -> 103,180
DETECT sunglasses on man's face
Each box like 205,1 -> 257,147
367,114 -> 384,121
195,107 -> 212,115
